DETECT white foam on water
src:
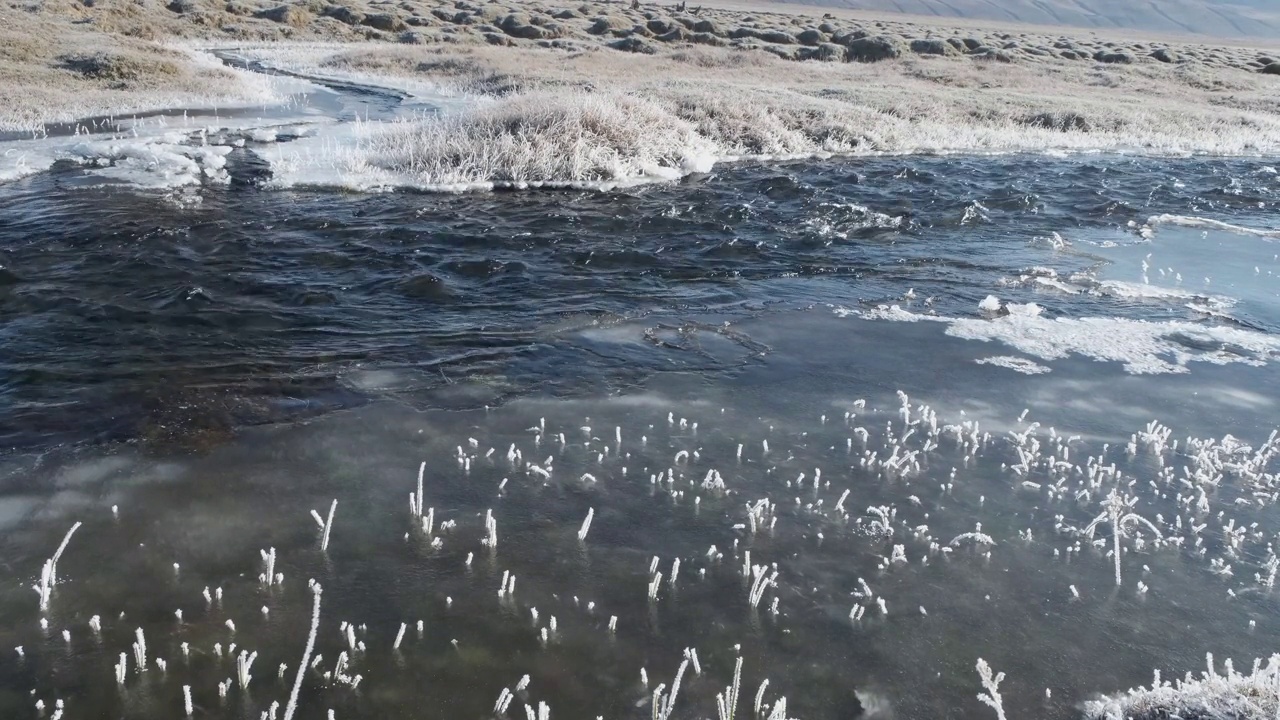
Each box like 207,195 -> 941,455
1146,214 -> 1280,239
844,302 -> 1280,375
974,356 -> 1052,374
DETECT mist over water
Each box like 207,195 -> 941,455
2,144 -> 1280,719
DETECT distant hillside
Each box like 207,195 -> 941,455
769,0 -> 1280,38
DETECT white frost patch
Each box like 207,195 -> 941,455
974,356 -> 1051,374
1146,214 -> 1280,239
1,141 -> 60,183
67,135 -> 233,189
845,304 -> 1280,375
2,115 -> 331,189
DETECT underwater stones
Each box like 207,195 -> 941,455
843,35 -> 905,62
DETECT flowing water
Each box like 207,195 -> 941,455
3,79 -> 1280,720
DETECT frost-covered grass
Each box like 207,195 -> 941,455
236,40 -> 1280,190
0,22 -> 285,132
1083,654 -> 1280,720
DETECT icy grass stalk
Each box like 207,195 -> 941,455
133,628 -> 147,672
1085,489 -> 1163,586
578,508 -> 594,542
652,658 -> 691,720
237,650 -> 258,689
183,685 -> 193,715
716,657 -> 744,720
36,521 -> 83,611
283,582 -> 323,720
976,659 -> 1007,720
321,500 -> 337,552
483,510 -> 498,548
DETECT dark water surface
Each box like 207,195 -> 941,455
2,150 -> 1280,720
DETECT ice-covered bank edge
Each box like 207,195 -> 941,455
253,85 -> 1280,193
8,37 -> 1280,194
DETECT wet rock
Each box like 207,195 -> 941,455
843,35 -> 906,62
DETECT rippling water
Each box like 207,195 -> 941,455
3,154 -> 1276,448
3,146 -> 1280,720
